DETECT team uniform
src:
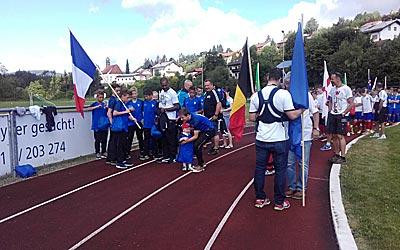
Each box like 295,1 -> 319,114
106,95 -> 118,163
375,89 -> 388,123
126,98 -> 144,158
203,89 -> 221,136
327,85 -> 353,135
353,95 -> 363,133
143,99 -> 159,159
183,96 -> 202,113
186,113 -> 215,167
361,94 -> 374,133
89,101 -> 109,158
111,100 -> 130,168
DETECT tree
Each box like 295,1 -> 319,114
304,17 -> 319,35
0,62 -> 7,75
203,51 -> 227,80
125,59 -> 130,74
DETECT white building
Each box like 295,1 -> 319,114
151,61 -> 184,77
360,19 -> 400,42
101,57 -> 136,86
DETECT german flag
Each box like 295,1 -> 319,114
229,39 -> 253,142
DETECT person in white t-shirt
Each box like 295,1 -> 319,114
249,68 -> 303,211
158,77 -> 180,163
353,90 -> 363,133
327,72 -> 354,164
371,82 -> 388,139
285,75 -> 320,200
361,88 -> 374,134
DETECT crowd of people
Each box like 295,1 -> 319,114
88,78 -> 234,172
88,69 -> 398,212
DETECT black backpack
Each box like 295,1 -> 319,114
256,87 -> 289,127
216,88 -> 229,108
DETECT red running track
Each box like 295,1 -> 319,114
0,126 -> 345,250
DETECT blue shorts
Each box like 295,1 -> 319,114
355,111 -> 363,120
362,112 -> 373,121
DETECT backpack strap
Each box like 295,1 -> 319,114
256,87 -> 287,125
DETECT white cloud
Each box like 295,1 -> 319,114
89,5 -> 100,14
7,0 -> 399,73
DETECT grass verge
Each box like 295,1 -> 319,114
342,125 -> 400,250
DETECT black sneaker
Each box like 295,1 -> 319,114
332,157 -> 347,165
168,158 -> 176,164
208,148 -> 219,155
328,155 -> 340,163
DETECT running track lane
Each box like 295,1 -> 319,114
0,128 -> 255,249
0,127 -> 351,249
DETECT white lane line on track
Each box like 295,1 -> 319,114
68,142 -> 256,250
0,160 -> 155,224
204,178 -> 254,250
68,171 -> 193,250
0,130 -> 255,225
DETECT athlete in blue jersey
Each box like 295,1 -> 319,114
183,86 -> 203,114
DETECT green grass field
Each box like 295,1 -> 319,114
342,125 -> 400,250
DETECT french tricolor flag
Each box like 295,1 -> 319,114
70,31 -> 96,118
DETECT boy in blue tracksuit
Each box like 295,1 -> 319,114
112,89 -> 133,169
142,89 -> 159,160
106,83 -> 121,164
183,86 -> 203,114
126,87 -> 145,160
87,90 -> 109,159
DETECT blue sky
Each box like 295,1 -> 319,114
0,0 -> 398,73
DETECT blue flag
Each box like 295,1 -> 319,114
289,22 -> 309,160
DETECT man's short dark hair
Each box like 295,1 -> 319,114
268,68 -> 282,81
96,90 -> 105,96
160,77 -> 168,83
204,79 -> 213,85
143,88 -> 153,96
189,86 -> 196,91
111,83 -> 120,89
178,107 -> 190,116
333,72 -> 342,81
376,82 -> 383,89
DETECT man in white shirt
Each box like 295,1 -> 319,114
327,72 -> 354,164
158,77 -> 180,163
249,68 -> 303,211
371,83 -> 388,139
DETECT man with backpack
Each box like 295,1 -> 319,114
249,68 -> 303,211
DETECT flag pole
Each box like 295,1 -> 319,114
301,17 -> 306,207
372,77 -> 377,90
95,65 -> 141,129
246,37 -> 254,93
384,76 -> 387,90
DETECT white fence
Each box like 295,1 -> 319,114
0,109 -> 94,177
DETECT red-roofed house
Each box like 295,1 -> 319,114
100,57 -> 135,86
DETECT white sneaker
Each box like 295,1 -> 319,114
347,132 -> 351,137
370,133 -> 380,138
377,134 -> 387,140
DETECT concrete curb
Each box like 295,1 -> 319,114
329,135 -> 365,250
